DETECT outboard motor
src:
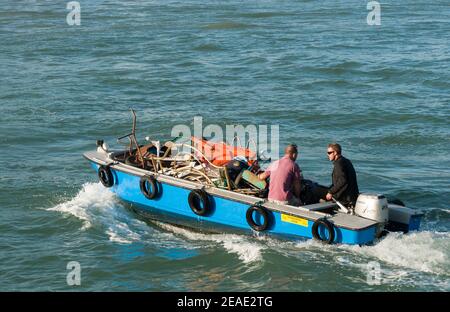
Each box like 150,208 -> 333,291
354,193 -> 389,236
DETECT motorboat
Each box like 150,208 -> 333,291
83,110 -> 423,245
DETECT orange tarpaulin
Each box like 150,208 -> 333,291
191,137 -> 256,166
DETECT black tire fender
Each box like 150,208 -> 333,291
98,165 -> 114,188
188,189 -> 211,216
246,206 -> 270,232
312,218 -> 335,244
140,175 -> 159,200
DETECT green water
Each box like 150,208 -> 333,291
0,0 -> 449,291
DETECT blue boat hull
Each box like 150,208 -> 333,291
88,161 -> 377,245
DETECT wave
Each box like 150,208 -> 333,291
340,231 -> 450,276
301,61 -> 363,75
238,12 -> 295,19
265,231 -> 450,290
202,21 -> 254,30
47,182 -> 147,244
152,220 -> 450,279
153,221 -> 265,264
264,229 -> 449,276
423,79 -> 450,89
300,79 -> 369,89
193,43 -> 224,52
47,183 -> 265,263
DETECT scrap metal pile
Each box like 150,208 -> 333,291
114,110 -> 268,197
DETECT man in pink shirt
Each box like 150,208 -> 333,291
258,144 -> 302,205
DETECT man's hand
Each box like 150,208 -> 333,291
326,193 -> 333,201
258,171 -> 269,180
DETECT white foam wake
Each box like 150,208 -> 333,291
47,182 -> 147,244
154,221 -> 265,264
48,183 -> 450,276
47,182 -> 265,262
340,231 -> 450,276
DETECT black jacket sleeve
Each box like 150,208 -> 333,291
329,159 -> 348,198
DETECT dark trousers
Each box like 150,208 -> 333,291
312,184 -> 329,201
300,181 -> 329,205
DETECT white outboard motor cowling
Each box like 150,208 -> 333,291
354,194 -> 389,236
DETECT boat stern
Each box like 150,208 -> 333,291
386,204 -> 424,233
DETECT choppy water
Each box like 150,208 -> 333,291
0,0 -> 449,291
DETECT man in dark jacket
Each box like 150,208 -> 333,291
325,143 -> 359,206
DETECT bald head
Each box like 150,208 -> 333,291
285,144 -> 298,160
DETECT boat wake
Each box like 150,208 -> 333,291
340,231 -> 450,276
332,231 -> 450,290
47,182 -> 449,285
153,221 -> 265,264
47,182 -> 148,244
47,183 -> 265,263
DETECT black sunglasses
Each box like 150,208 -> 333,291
327,151 -> 334,155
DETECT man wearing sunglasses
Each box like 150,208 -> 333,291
324,143 -> 359,207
